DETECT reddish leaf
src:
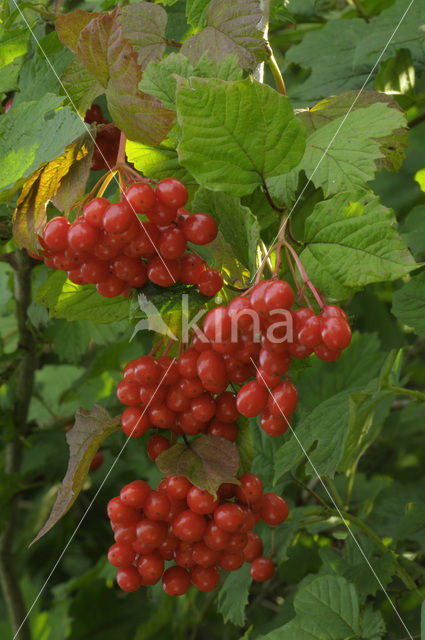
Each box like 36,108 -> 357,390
181,0 -> 266,70
56,9 -> 101,53
77,11 -> 116,88
30,405 -> 120,545
156,435 -> 240,496
118,2 -> 168,69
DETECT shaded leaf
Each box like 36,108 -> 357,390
156,435 -> 239,495
181,0 -> 265,70
61,58 -> 103,115
12,134 -> 92,252
392,271 -> 425,337
55,9 -> 101,53
300,191 -> 417,300
177,77 -> 306,197
217,564 -> 252,626
186,0 -> 210,28
31,405 -> 120,544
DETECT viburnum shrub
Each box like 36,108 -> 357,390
8,0 -> 424,637
107,473 -> 288,594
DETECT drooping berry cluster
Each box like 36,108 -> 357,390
84,104 -> 121,171
107,473 -> 288,595
38,178 -> 223,298
118,352 -> 240,455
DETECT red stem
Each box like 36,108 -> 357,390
281,239 -> 324,308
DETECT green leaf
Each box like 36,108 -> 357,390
139,52 -> 194,110
216,564 -> 252,627
126,137 -> 195,184
37,271 -> 130,324
297,91 -> 407,174
192,188 -> 260,273
61,58 -> 103,115
392,271 -> 425,337
0,94 -> 86,198
51,136 -> 94,214
186,0 -> 210,28
299,103 -> 406,197
400,205 -> 425,260
31,405 -> 120,544
236,416 -> 255,475
299,191 -> 417,300
359,605 -> 386,640
0,25 -> 30,92
181,0 -> 265,69
118,2 -> 167,69
286,0 -> 425,104
156,435 -> 239,495
276,576 -> 361,640
177,77 -> 306,197
12,134 -> 93,252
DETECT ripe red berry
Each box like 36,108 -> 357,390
166,476 -> 192,501
250,557 -> 275,581
147,434 -> 170,461
321,317 -> 352,350
43,217 -> 70,251
190,393 -> 216,423
260,493 -> 289,526
219,551 -> 244,571
173,510 -> 207,542
159,227 -> 187,261
83,197 -> 109,228
191,565 -> 220,591
107,497 -> 139,524
108,543 -> 135,567
144,491 -> 171,521
125,182 -> 156,213
96,274 -> 125,298
203,307 -> 232,341
265,280 -> 295,310
214,503 -> 245,532
267,380 -> 298,418
121,406 -> 150,438
203,521 -> 231,550
314,345 -> 342,362
243,531 -> 263,562
197,269 -> 223,296
120,480 -> 150,508
260,410 -> 288,437
136,519 -> 167,549
183,213 -> 218,245
68,220 -> 99,252
180,254 -> 206,284
133,356 -> 162,386
137,550 -> 164,585
156,178 -> 188,209
187,487 -> 219,515
236,381 -> 269,418
235,473 -> 263,504
147,256 -> 180,287
116,566 -> 142,592
162,566 -> 191,596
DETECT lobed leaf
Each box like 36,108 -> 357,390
177,77 -> 306,197
216,564 -> 252,627
31,405 -> 120,544
392,271 -> 425,337
299,191 -> 417,299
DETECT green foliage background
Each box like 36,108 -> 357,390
1,0 -> 425,639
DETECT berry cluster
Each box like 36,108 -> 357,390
84,104 -> 120,171
199,280 -> 352,436
38,178 -> 223,298
107,473 -> 288,595
118,352 -> 240,453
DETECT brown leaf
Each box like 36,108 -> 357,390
12,134 -> 92,252
156,435 -> 240,496
31,405 -> 120,545
52,137 -> 94,213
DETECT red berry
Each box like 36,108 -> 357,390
108,543 -> 135,567
321,317 -> 351,350
190,393 -> 216,423
180,254 -> 206,285
196,350 -> 227,393
298,315 -> 322,347
147,256 -> 180,287
125,182 -> 156,213
265,280 -> 295,310
191,565 -> 220,591
203,521 -> 231,551
136,519 -> 167,549
214,503 -> 245,532
166,476 -> 192,501
260,493 -> 289,526
113,256 -> 146,282
121,406 -> 150,438
203,307 -> 232,341
235,473 -> 263,504
159,227 -> 187,260
107,497 -> 139,524
243,531 -> 263,562
149,405 -> 176,429
267,380 -> 298,418
215,392 -> 238,423
128,222 -> 160,258
173,510 -> 207,542
137,550 -> 164,585
133,356 -> 162,386
192,542 -> 221,568
96,274 -> 125,298
250,557 -> 274,581
116,566 -> 142,592
83,197 -> 109,228
80,259 -> 111,284
156,178 -> 188,209
219,551 -> 244,571
68,220 -> 98,252
183,213 -> 218,245
103,201 -> 134,234
43,217 -> 70,251
147,434 -> 170,461
207,420 -> 238,441
321,304 -> 348,321
236,381 -> 269,418
187,487 -> 219,515
314,344 -> 342,362
116,380 -> 141,406
120,480 -> 151,508
260,410 -> 288,437
259,348 -> 291,376
162,566 -> 191,596
197,269 -> 223,296
177,348 -> 199,379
